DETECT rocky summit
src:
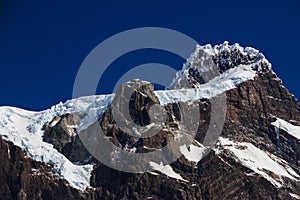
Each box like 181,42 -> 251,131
0,42 -> 300,199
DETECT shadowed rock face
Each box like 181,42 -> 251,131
42,112 -> 83,151
0,137 -> 89,200
224,71 -> 300,166
99,80 -> 164,148
1,43 -> 300,199
42,112 -> 91,164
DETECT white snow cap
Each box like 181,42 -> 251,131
170,41 -> 272,89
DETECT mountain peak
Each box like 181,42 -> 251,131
170,41 -> 272,89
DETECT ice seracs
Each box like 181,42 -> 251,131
170,41 -> 271,89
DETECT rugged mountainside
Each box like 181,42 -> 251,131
0,42 -> 300,199
0,137 -> 87,200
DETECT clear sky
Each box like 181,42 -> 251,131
0,0 -> 299,111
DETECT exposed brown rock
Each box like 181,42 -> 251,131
0,137 -> 90,200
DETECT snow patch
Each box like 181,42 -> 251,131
216,138 -> 299,188
290,193 -> 300,199
50,117 -> 60,127
180,144 -> 207,163
271,118 -> 300,140
149,161 -> 188,182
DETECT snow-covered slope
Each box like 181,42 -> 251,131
156,64 -> 256,105
0,95 -> 114,191
216,138 -> 299,188
0,107 -> 94,191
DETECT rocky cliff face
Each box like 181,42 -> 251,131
0,42 -> 300,199
0,137 -> 89,200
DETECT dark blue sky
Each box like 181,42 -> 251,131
0,0 -> 299,111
